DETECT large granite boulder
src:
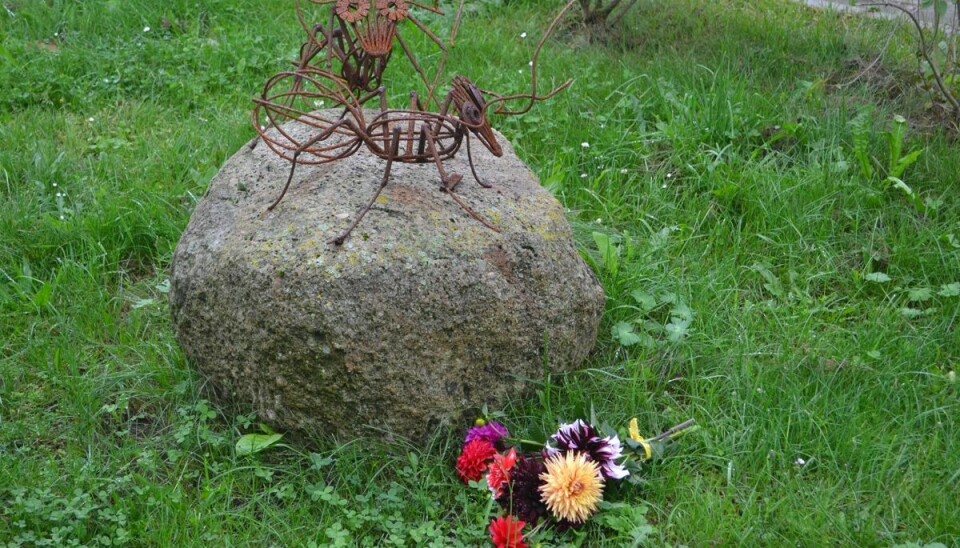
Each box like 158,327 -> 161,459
169,110 -> 605,440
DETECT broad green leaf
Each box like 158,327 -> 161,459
665,317 -> 692,342
865,272 -> 891,283
938,283 -> 960,297
235,433 -> 283,456
671,302 -> 694,322
132,297 -> 156,309
907,287 -> 934,302
887,177 -> 914,196
934,0 -> 948,18
631,290 -> 656,311
33,282 -> 53,308
899,307 -> 923,319
309,453 -> 334,470
592,231 -> 620,274
613,321 -> 642,346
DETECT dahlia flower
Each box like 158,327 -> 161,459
489,515 -> 528,548
544,419 -> 629,480
456,439 -> 497,484
539,452 -> 604,524
495,454 -> 549,525
465,421 -> 510,449
486,447 -> 517,498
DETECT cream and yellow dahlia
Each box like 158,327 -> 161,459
538,452 -> 604,524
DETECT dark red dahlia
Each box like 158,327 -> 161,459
495,454 -> 550,526
457,439 -> 497,483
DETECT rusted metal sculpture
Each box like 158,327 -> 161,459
252,0 -> 576,245
293,0 -> 461,102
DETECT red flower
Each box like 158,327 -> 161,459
489,516 -> 528,548
486,447 -> 518,498
457,440 -> 497,483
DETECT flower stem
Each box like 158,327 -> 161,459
507,437 -> 545,448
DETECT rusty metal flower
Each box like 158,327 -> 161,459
377,0 -> 409,22
336,0 -> 370,23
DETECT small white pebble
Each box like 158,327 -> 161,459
143,26 -> 151,32
520,32 -> 527,38
581,142 -> 590,148
87,117 -> 95,122
580,173 -> 588,179
59,215 -> 65,220
795,458 -> 806,466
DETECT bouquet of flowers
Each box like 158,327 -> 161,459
455,415 -> 696,547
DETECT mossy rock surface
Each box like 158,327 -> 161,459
169,110 -> 604,440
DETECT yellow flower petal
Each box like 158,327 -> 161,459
628,418 -> 641,442
539,452 -> 604,524
629,418 -> 653,461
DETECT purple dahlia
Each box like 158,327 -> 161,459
543,419 -> 629,481
465,421 -> 510,450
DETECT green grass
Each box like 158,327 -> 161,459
2,0 -> 959,545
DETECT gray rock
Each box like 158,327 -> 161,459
169,109 -> 604,440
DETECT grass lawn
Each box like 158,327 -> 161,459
1,0 -> 958,545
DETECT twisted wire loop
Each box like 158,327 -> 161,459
252,69 -> 365,165
366,110 -> 462,160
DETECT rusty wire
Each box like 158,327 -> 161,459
296,0 -> 456,103
252,0 -> 577,245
